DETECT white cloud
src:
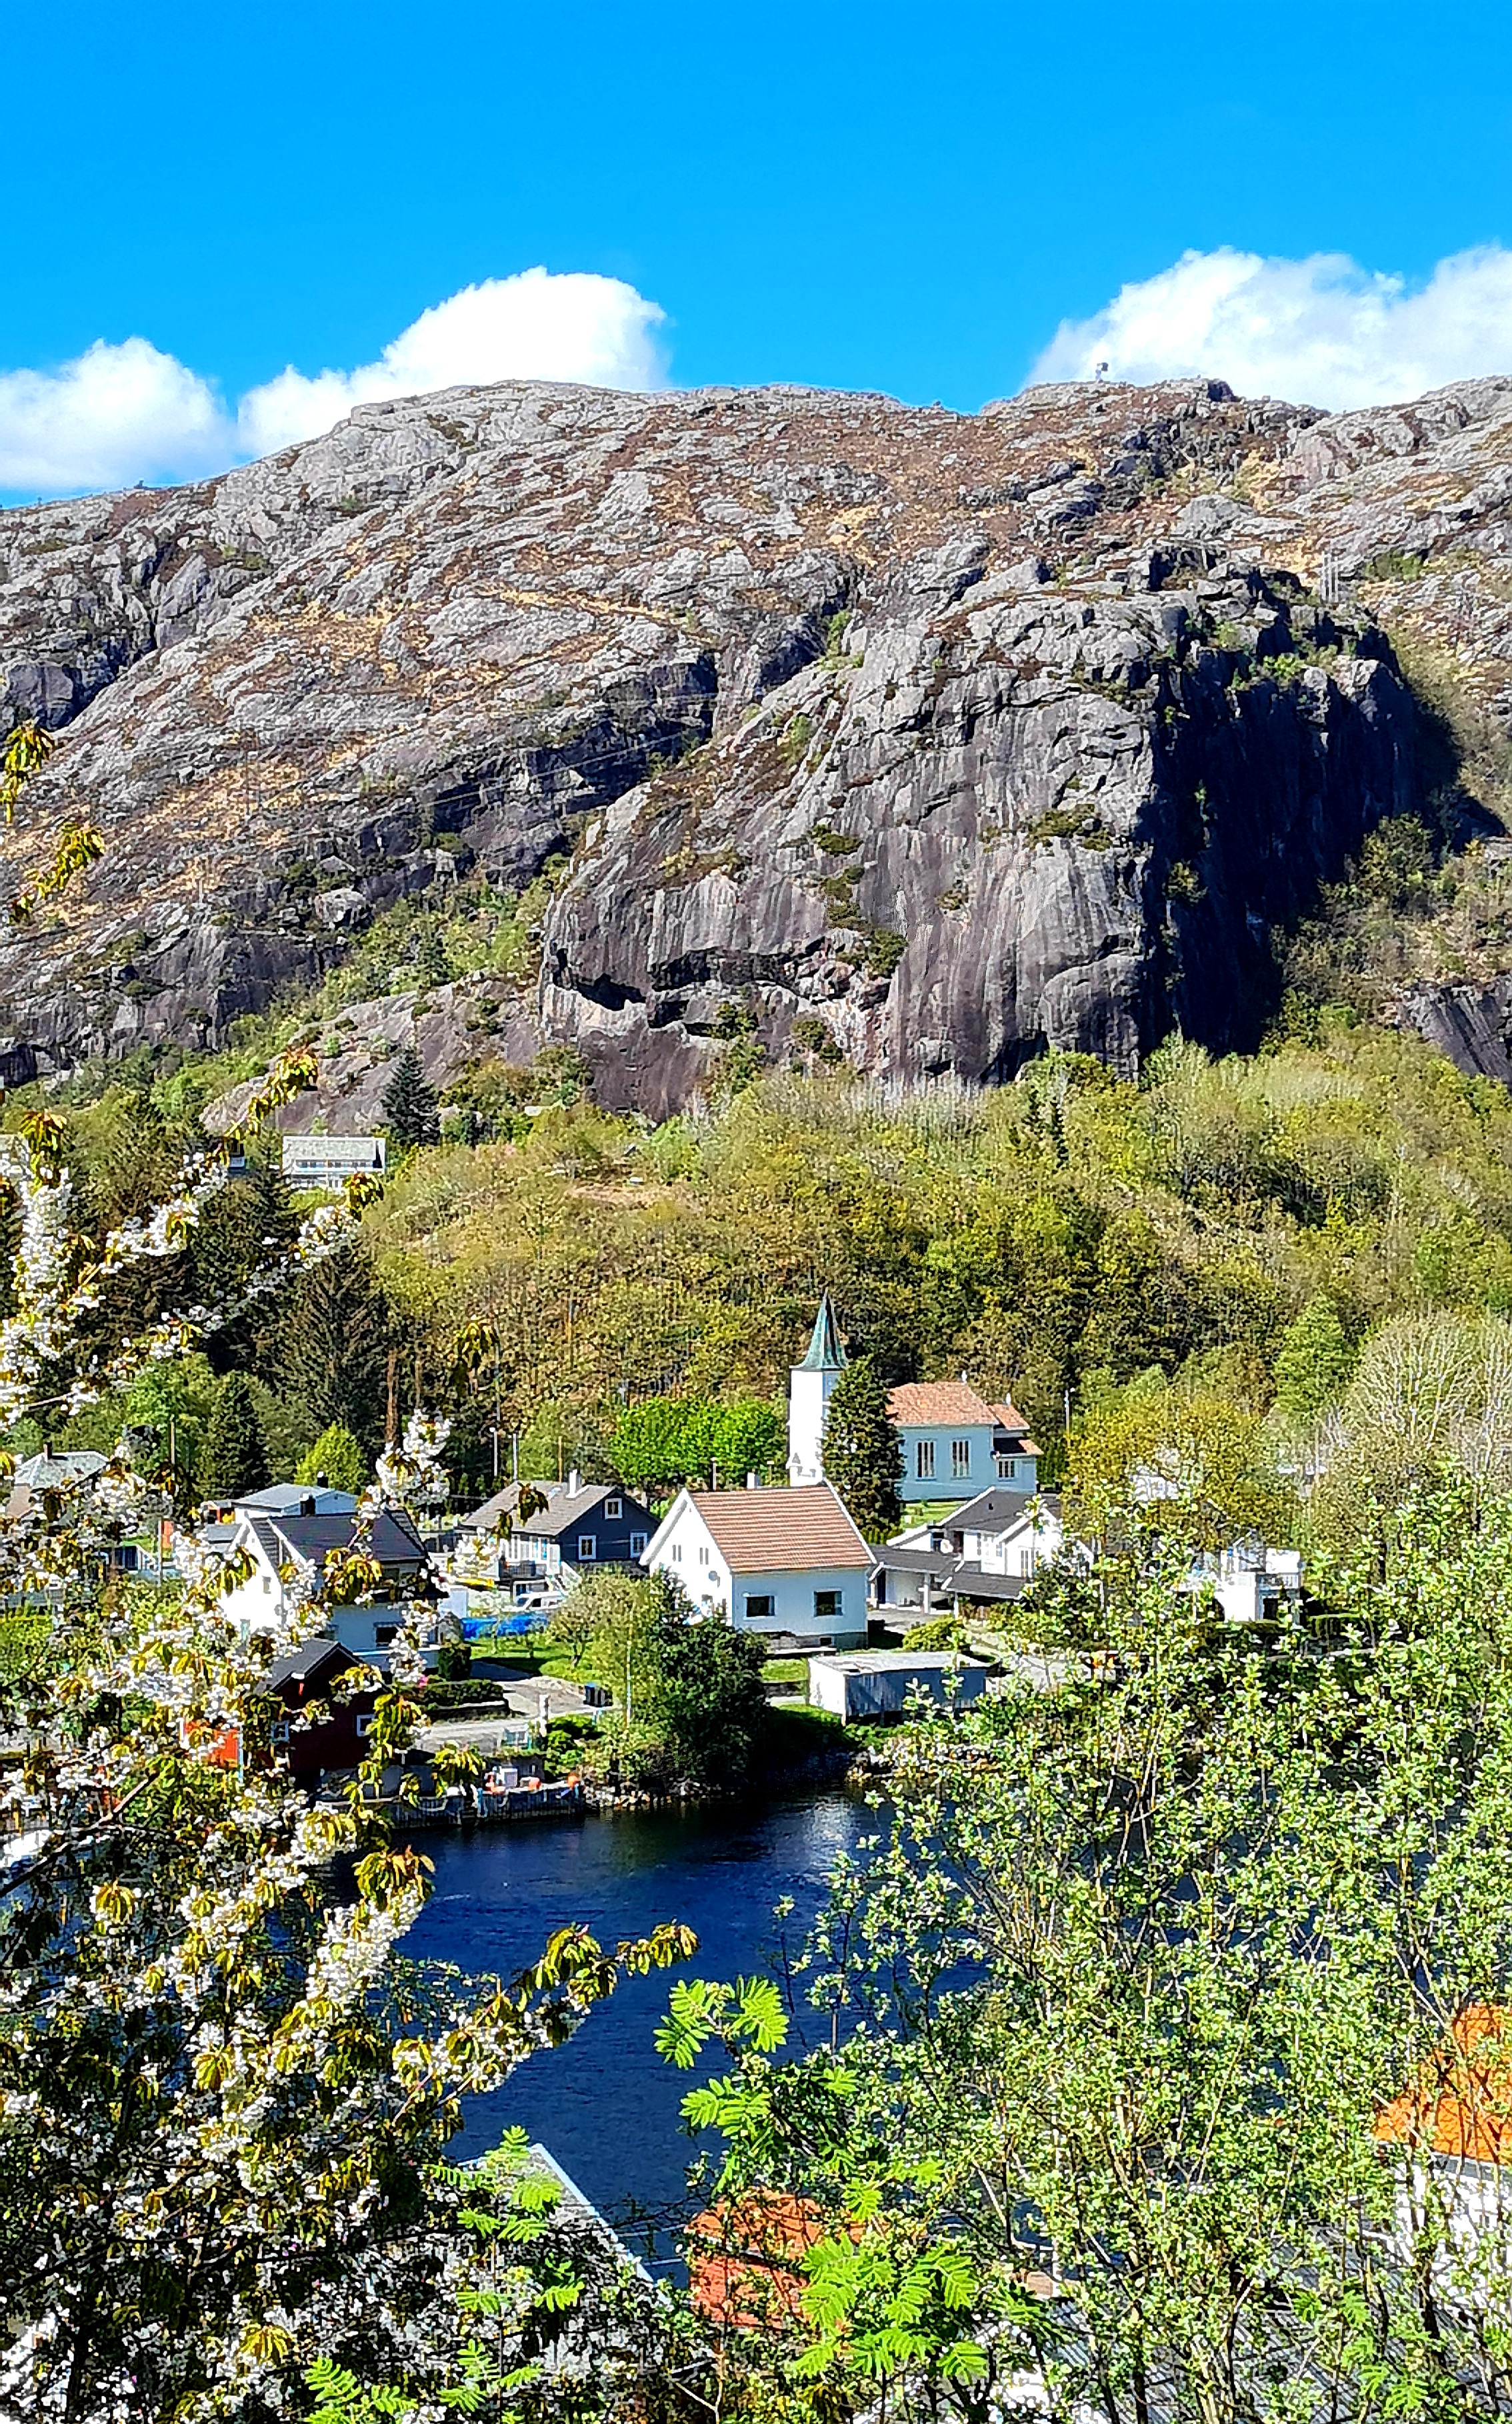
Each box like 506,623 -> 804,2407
237,268 -> 668,456
0,270 -> 667,499
1031,244 -> 1512,413
0,336 -> 231,496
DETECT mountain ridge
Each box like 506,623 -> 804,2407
5,370 -> 1512,1103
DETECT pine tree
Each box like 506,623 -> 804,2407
381,1046 -> 441,1152
822,1355 -> 903,1541
276,1248 -> 391,1447
197,1373 -> 269,1502
193,1153 -> 298,1373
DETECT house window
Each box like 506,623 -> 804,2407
814,1589 -> 842,1620
355,1715 -> 375,1737
915,1441 -> 935,1480
374,1624 -> 398,1647
577,1536 -> 597,1560
995,1455 -> 1015,1479
951,1439 -> 971,1479
671,1544 -> 682,1561
605,1497 -> 622,1519
745,1593 -> 775,1620
270,1719 -> 290,1743
630,1532 -> 647,1554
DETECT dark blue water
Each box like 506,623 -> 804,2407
404,1793 -> 875,2225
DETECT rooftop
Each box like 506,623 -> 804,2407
886,1381 -> 1035,1437
233,1483 -> 359,1516
1375,2007 -> 1512,2164
796,1295 -> 847,1374
947,1485 -> 1055,1533
13,1448 -> 108,1488
685,1483 -> 871,1573
461,1477 -> 645,1538
264,1636 -> 359,1693
249,1507 -> 427,1571
809,1651 -> 990,1675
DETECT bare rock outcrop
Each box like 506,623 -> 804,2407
3,369 -> 1512,1101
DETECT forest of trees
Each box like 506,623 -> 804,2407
27,1015 -> 1512,1531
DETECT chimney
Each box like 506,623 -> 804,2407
299,1494 -> 316,1517
746,1471 -> 759,1490
567,1467 -> 581,1497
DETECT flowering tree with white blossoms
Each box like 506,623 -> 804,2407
0,1071 -> 693,2422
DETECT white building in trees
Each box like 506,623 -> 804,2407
786,1297 -> 847,1484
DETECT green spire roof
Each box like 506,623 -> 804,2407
799,1295 -> 847,1373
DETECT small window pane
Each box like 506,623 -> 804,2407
745,1593 -> 775,1620
916,1441 -> 935,1479
814,1589 -> 841,1619
951,1439 -> 971,1477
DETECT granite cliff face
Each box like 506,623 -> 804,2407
5,371 -> 1512,1103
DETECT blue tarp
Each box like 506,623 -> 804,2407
462,1612 -> 551,1639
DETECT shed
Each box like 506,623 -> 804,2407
806,1650 -> 989,1723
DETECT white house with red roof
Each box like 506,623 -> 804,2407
640,1481 -> 872,1646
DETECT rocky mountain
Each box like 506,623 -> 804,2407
5,370 -> 1512,1109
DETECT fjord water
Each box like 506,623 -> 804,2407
406,1793 -> 875,2225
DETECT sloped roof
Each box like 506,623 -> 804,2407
949,1485 -> 1039,1533
264,1636 -> 358,1693
797,1296 -> 847,1373
13,1448 -> 108,1488
886,1381 -> 1034,1434
254,1507 -> 427,1570
235,1483 -> 358,1515
689,1483 -> 871,1573
461,1478 -> 647,1537
1376,2007 -> 1512,2164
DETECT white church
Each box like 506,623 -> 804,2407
786,1297 -> 1039,1506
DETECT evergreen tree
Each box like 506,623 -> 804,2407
381,1046 -> 441,1152
276,1247 -> 390,1447
192,1154 -> 298,1375
822,1355 -> 903,1541
197,1372 -> 269,1501
1273,1294 -> 1357,1421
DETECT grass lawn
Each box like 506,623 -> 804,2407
470,1635 -> 611,1688
760,1656 -> 808,1687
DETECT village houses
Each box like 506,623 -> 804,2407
215,1489 -> 437,1671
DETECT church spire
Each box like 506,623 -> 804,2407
799,1294 -> 847,1373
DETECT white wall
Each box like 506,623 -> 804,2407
976,1507 -> 1063,1579
787,1366 -> 837,1485
729,1565 -> 869,1645
646,1501 -> 732,1612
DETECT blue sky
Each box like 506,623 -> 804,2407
7,0 -> 1512,495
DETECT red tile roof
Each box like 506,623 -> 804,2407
1375,2008 -> 1512,2164
887,1381 -> 1032,1434
688,1483 -> 871,1573
689,2196 -> 832,2330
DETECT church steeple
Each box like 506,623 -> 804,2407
799,1294 -> 847,1374
788,1297 -> 847,1484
